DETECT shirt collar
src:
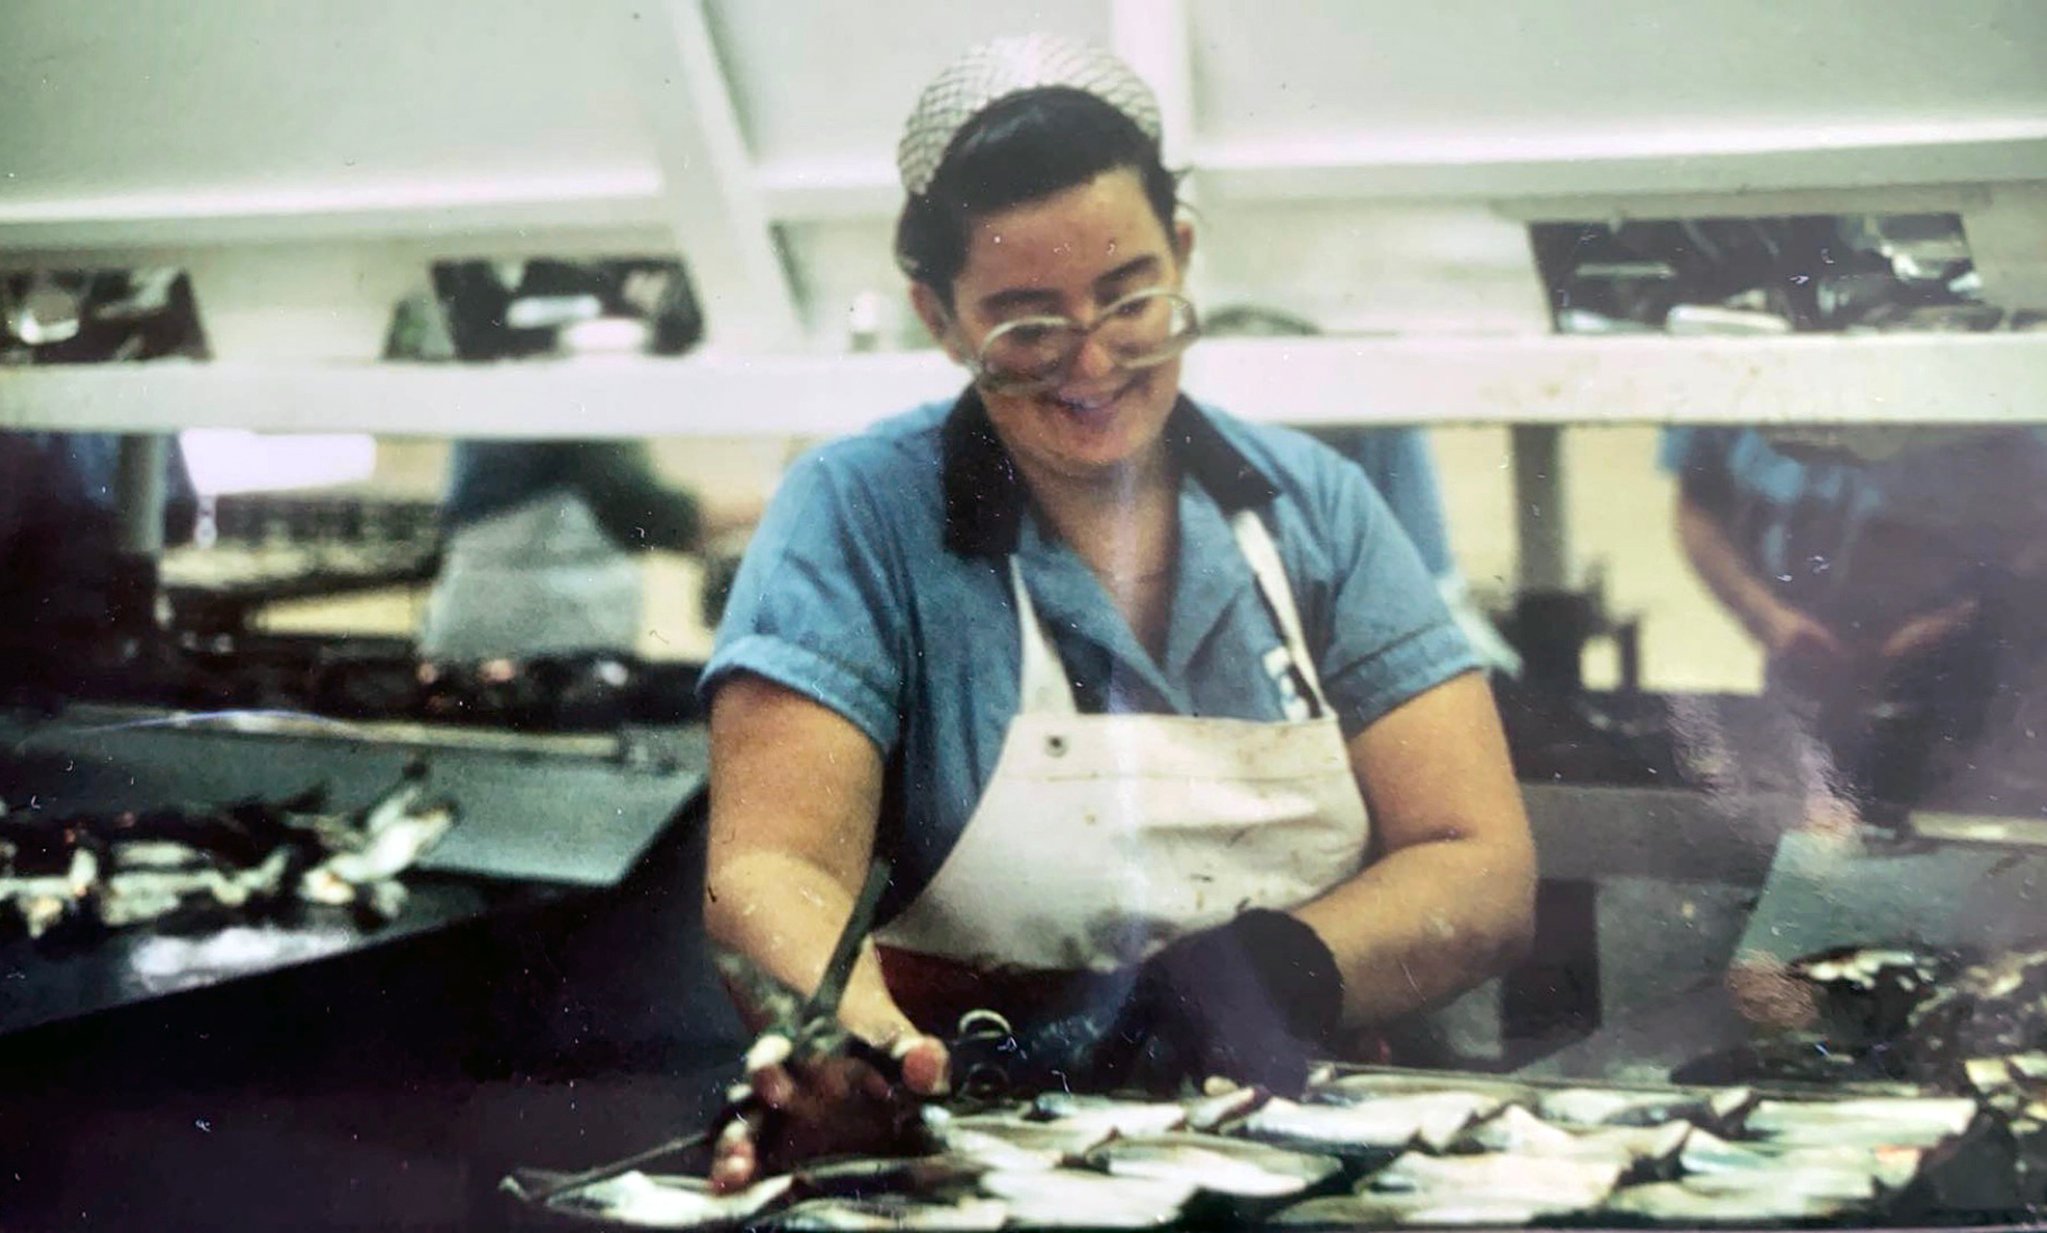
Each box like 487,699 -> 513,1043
940,385 -> 1280,559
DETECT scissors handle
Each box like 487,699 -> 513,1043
797,857 -> 893,1030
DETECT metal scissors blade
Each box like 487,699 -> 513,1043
797,857 -> 893,1033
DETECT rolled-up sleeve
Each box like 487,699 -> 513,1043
699,450 -> 909,753
1299,451 -> 1480,738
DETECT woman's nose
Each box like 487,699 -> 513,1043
1067,330 -> 1120,382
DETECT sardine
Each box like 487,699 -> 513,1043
1182,1083 -> 1265,1132
1745,1097 -> 1977,1149
536,1170 -> 792,1228
1028,1093 -> 1189,1138
1681,1128 -> 1925,1190
1232,1094 -> 1497,1155
1310,1072 -> 1536,1109
1462,1104 -> 1690,1169
936,1111 -> 1113,1168
1535,1085 -> 1751,1129
1604,1179 -> 1863,1222
769,1195 -> 1008,1230
978,1168 -> 1194,1228
1083,1132 -> 1341,1198
1365,1150 -> 1624,1210
1267,1193 -> 1551,1228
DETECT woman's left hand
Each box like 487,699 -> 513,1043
708,1034 -> 949,1193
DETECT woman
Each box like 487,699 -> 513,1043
700,35 -> 1534,1187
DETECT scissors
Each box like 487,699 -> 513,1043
511,857 -> 910,1205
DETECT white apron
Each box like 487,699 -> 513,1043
876,510 -> 1371,974
418,489 -> 643,660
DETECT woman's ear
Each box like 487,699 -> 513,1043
909,283 -> 967,364
1174,219 -> 1196,269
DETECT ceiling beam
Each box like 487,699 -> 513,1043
619,0 -> 801,350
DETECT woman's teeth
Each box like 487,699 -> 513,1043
1053,386 -> 1124,414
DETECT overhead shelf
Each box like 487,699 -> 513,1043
5,333 -> 2043,438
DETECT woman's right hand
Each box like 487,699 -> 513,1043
708,1033 -> 950,1193
1758,603 -> 1850,686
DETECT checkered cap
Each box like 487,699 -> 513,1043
897,34 -> 1163,197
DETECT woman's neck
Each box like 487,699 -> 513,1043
1020,446 -> 1176,555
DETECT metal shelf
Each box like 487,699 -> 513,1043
4,333 -> 2045,438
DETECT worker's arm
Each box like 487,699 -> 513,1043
1675,488 -> 1846,672
702,672 -> 947,1190
572,441 -> 705,552
1292,670 -> 1536,1025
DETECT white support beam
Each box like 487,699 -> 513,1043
755,124 -> 2047,224
6,334 -> 2044,438
620,0 -> 800,350
1199,121 -> 2047,205
0,174 -> 667,252
1111,0 -> 1196,173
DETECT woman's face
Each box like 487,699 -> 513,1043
921,168 -> 1192,488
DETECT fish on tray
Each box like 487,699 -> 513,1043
1533,1085 -> 1752,1130
1679,1129 -> 1923,1192
1366,1150 -> 1625,1209
977,1167 -> 1196,1228
1027,1093 -> 1190,1139
1744,1096 -> 1979,1150
928,1110 -> 1109,1172
1082,1132 -> 1342,1198
526,1170 -> 793,1229
1230,1093 -> 1499,1155
1461,1105 -> 1690,1171
768,1194 -> 1009,1231
1603,1178 -> 1868,1223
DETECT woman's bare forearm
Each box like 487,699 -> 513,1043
1307,672 -> 1536,1026
1292,833 -> 1533,1024
705,847 -> 919,1043
704,674 -> 920,1045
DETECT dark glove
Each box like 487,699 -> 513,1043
952,913 -> 1343,1099
946,973 -> 1154,1098
1125,909 -> 1344,1097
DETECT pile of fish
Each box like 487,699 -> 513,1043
511,1070 -> 1986,1229
0,770 -> 455,941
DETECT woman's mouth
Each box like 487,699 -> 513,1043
1045,377 -> 1138,424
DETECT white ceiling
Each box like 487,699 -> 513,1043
2,0 -> 2042,356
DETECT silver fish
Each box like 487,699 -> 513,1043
935,1111 -> 1112,1169
978,1168 -> 1194,1228
1311,1072 -> 1537,1109
1463,1105 -> 1691,1168
1745,1097 -> 1978,1149
1182,1083 -> 1265,1132
1029,1093 -> 1189,1138
1534,1086 -> 1751,1129
1267,1193 -> 1552,1228
1605,1179 -> 1863,1222
1365,1151 -> 1624,1210
1233,1094 -> 1498,1154
1084,1132 -> 1341,1198
769,1195 -> 1009,1231
1681,1128 -> 1924,1190
537,1170 -> 792,1229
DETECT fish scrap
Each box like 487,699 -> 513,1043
1083,1132 -> 1342,1198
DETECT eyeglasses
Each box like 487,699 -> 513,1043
965,288 -> 1200,395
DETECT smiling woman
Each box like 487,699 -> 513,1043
695,34 -> 1535,1191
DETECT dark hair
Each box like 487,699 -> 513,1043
895,88 -> 1180,306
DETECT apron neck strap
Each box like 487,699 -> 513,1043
1007,508 -> 1330,717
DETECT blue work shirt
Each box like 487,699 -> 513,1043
703,392 -> 1479,915
1304,425 -> 1456,579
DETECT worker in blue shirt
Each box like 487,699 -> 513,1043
0,431 -> 194,652
697,36 -> 1534,1187
419,440 -> 706,661
1664,425 -> 2047,796
1310,425 -> 1520,674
